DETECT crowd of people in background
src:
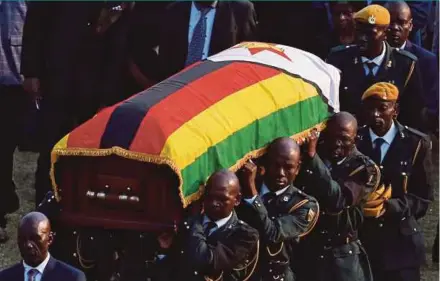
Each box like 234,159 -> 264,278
0,1 -> 438,281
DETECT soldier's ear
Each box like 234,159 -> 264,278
393,103 -> 400,118
408,18 -> 413,33
235,192 -> 242,206
48,231 -> 54,246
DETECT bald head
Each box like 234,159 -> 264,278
385,1 -> 413,47
204,169 -> 241,220
18,212 -> 53,267
327,112 -> 358,133
265,137 -> 301,192
267,137 -> 301,159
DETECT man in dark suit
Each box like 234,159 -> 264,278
155,170 -> 259,281
0,211 -> 86,281
356,82 -> 433,281
293,112 -> 380,281
385,1 -> 439,133
237,137 -> 319,281
326,4 -> 425,130
154,0 -> 257,81
0,0 -> 27,243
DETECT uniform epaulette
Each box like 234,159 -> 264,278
393,47 -> 418,62
330,44 -> 355,54
404,125 -> 429,139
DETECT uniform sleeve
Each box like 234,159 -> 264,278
240,196 -> 318,244
384,137 -> 433,220
302,154 -> 378,212
398,60 -> 425,130
186,220 -> 259,273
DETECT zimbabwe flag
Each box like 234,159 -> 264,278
51,42 -> 341,207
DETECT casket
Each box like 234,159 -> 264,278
50,42 -> 340,232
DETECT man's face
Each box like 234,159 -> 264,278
18,221 -> 52,267
387,7 -> 412,47
355,22 -> 387,53
331,3 -> 356,32
264,149 -> 300,192
203,180 -> 239,221
363,99 -> 397,136
323,123 -> 356,162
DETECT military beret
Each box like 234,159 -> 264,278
354,4 -> 390,26
362,82 -> 399,101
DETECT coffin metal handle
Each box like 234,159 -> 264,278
85,190 -> 139,202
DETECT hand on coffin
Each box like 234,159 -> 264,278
237,160 -> 258,198
305,128 -> 320,158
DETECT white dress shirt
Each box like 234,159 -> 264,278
361,42 -> 387,76
187,1 -> 217,60
369,121 -> 398,163
202,211 -> 233,236
244,183 -> 290,204
400,41 -> 407,50
23,253 -> 50,281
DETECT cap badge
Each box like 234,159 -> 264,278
368,15 -> 376,25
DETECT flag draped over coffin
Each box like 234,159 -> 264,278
50,42 -> 341,208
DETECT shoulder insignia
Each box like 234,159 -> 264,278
394,48 -> 418,61
405,126 -> 429,139
307,208 -> 316,222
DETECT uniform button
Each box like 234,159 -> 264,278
413,228 -> 417,231
319,255 -> 324,259
184,221 -> 187,225
401,217 -> 406,221
186,226 -> 190,229
194,271 -> 198,275
271,217 -> 275,220
181,250 -> 184,254
349,250 -> 353,254
327,238 -> 331,242
269,269 -> 272,273
87,22 -> 91,26
379,223 -> 383,227
344,86 -> 348,90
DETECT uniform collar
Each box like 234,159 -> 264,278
361,42 -> 387,66
369,120 -> 398,145
23,253 -> 51,276
400,41 -> 407,50
260,182 -> 290,197
203,211 -> 233,230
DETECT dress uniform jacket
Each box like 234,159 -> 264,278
356,122 -> 433,272
326,42 -> 425,130
158,212 -> 259,281
237,185 -> 319,281
293,148 -> 380,281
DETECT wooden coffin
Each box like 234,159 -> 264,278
55,155 -> 185,232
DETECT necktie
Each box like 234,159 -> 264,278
185,7 -> 211,66
365,62 -> 376,80
262,192 -> 277,205
27,269 -> 39,281
204,221 -> 217,237
372,138 -> 386,164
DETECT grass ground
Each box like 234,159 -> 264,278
0,144 -> 438,280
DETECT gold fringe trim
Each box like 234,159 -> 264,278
234,240 -> 260,281
288,199 -> 309,214
50,122 -> 327,208
412,139 -> 422,166
348,165 -> 365,177
266,241 -> 284,257
204,271 -> 223,281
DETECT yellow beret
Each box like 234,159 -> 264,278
362,82 -> 399,101
354,4 -> 390,26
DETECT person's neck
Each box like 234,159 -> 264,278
363,42 -> 384,59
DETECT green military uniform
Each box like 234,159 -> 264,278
156,212 -> 259,281
293,147 -> 380,281
237,185 -> 319,281
326,42 -> 425,130
356,122 -> 433,281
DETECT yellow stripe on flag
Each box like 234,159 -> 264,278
54,134 -> 70,150
161,73 -> 319,169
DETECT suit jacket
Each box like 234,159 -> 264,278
356,122 -> 433,271
0,256 -> 86,281
237,185 -> 319,281
404,40 -> 439,116
0,1 -> 27,85
293,148 -> 379,281
156,0 -> 257,81
158,211 -> 259,281
326,42 -> 425,130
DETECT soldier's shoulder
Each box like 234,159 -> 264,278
235,218 -> 259,237
403,125 -> 431,145
328,44 -> 358,59
290,187 -> 318,209
392,47 -> 418,62
356,125 -> 369,137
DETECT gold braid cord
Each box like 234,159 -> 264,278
50,122 -> 327,208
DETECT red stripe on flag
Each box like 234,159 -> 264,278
67,105 -> 119,148
130,61 -> 281,154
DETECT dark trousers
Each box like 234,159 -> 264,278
0,85 -> 28,226
373,268 -> 420,281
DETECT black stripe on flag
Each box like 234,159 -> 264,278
100,60 -> 233,149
